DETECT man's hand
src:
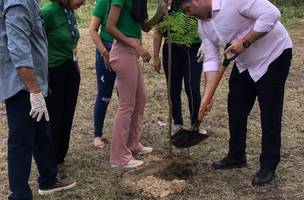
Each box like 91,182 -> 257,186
225,39 -> 245,55
197,43 -> 205,63
29,92 -> 49,122
198,97 -> 213,121
153,57 -> 161,73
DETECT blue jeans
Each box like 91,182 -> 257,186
162,42 -> 203,126
94,41 -> 116,137
5,91 -> 57,200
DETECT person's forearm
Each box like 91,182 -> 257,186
142,11 -> 165,32
16,67 -> 40,93
107,25 -> 138,48
153,31 -> 162,58
107,6 -> 140,49
203,71 -> 218,99
89,29 -> 107,54
245,31 -> 267,44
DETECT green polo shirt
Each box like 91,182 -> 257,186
111,0 -> 141,39
92,0 -> 113,42
41,2 -> 80,68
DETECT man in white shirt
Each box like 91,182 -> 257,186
179,0 -> 292,185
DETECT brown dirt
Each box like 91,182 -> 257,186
1,20 -> 304,200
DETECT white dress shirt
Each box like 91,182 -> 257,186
199,0 -> 292,82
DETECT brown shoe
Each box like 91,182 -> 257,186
57,163 -> 67,179
38,179 -> 76,195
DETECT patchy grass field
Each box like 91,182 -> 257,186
1,20 -> 304,199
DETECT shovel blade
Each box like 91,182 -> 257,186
171,129 -> 209,148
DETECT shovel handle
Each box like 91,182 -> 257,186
198,43 -> 236,121
198,65 -> 227,121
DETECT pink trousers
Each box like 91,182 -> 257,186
109,39 -> 146,165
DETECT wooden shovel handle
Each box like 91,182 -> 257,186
198,64 -> 227,121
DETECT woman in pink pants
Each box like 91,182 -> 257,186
106,0 -> 168,168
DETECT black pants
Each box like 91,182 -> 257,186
162,42 -> 203,125
46,60 -> 80,165
228,48 -> 292,170
5,91 -> 57,200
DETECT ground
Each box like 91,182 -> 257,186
1,21 -> 304,200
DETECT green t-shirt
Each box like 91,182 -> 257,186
111,0 -> 141,39
92,0 -> 113,42
41,2 -> 80,68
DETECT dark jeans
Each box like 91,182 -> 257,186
5,91 -> 57,200
162,42 -> 202,125
46,60 -> 80,165
93,41 -> 116,138
227,48 -> 292,170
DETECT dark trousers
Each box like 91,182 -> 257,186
46,60 -> 80,165
5,91 -> 57,200
162,42 -> 202,125
228,48 -> 292,170
94,41 -> 116,137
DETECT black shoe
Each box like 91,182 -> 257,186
252,168 -> 275,186
212,155 -> 247,170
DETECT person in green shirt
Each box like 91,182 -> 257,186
153,0 -> 203,133
106,0 -> 168,168
41,0 -> 84,177
89,0 -> 115,150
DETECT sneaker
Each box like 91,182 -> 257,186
38,179 -> 76,195
111,159 -> 143,168
173,124 -> 183,134
137,146 -> 153,155
199,128 -> 207,134
57,163 -> 67,180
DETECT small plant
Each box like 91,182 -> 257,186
157,11 -> 199,47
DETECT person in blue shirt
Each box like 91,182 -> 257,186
0,0 -> 75,199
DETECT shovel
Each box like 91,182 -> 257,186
171,43 -> 237,148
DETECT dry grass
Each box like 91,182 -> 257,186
1,20 -> 304,199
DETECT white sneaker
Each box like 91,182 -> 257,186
199,128 -> 207,134
173,124 -> 183,134
111,159 -> 143,168
137,146 -> 153,155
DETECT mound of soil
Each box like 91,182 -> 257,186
129,175 -> 186,198
122,155 -> 198,198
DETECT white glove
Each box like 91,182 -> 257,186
197,43 -> 205,63
29,92 -> 49,122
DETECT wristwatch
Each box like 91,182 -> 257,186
242,37 -> 251,48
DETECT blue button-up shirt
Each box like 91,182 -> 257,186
0,0 -> 48,100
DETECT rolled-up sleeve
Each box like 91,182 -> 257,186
5,4 -> 34,69
197,22 -> 221,72
237,0 -> 281,33
202,36 -> 221,72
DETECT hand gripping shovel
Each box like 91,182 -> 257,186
171,43 -> 237,148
